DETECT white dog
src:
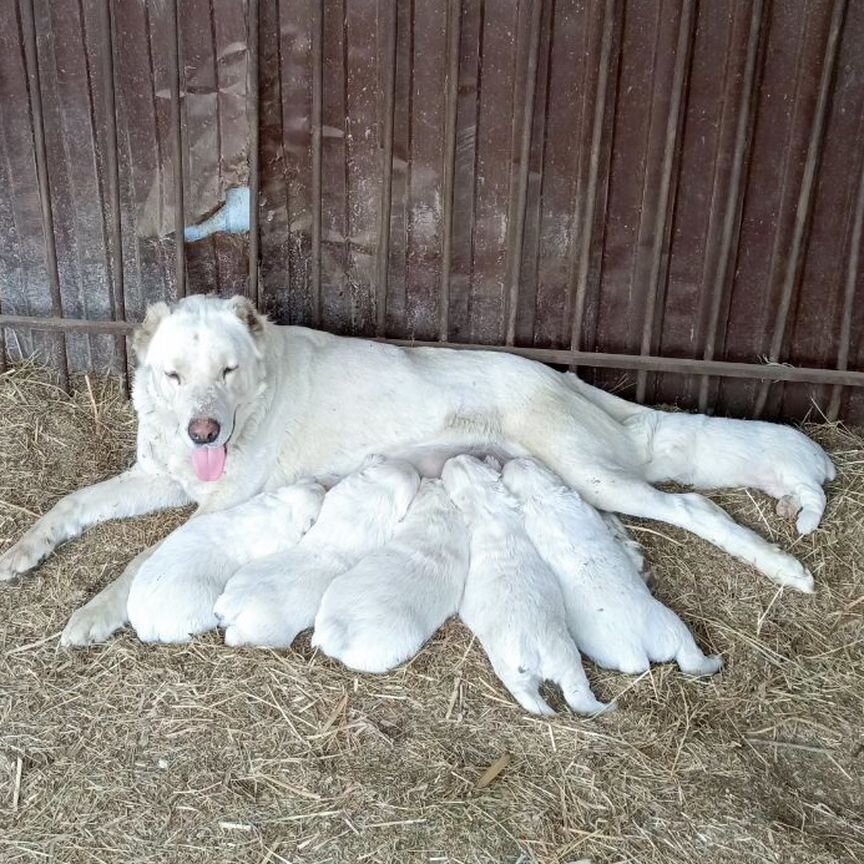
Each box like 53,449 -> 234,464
312,478 -> 469,673
442,455 -> 608,716
126,480 -> 325,644
214,456 -> 420,648
0,295 -> 834,646
502,458 -> 722,677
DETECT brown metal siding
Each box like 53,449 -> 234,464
1,0 -> 864,422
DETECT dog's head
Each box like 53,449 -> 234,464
132,294 -> 268,482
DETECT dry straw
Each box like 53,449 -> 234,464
0,365 -> 861,863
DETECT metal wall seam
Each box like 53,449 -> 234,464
19,0 -> 70,392
635,0 -> 695,404
504,0 -> 543,347
828,116 -> 864,420
99,0 -> 130,397
375,0 -> 398,338
168,0 -> 186,299
438,0 -> 461,343
311,0 -> 323,326
248,0 -> 260,306
698,0 -> 765,413
753,0 -> 848,418
568,0 -> 617,359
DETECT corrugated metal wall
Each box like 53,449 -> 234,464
1,0 -> 863,422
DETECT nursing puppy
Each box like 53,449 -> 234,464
127,480 -> 325,644
441,455 -> 608,716
502,458 -> 722,676
312,478 -> 469,673
214,456 -> 420,648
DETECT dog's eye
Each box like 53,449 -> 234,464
165,370 -> 181,384
222,365 -> 238,380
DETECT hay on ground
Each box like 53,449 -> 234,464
0,364 -> 862,864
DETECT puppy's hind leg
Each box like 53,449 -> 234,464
542,634 -> 611,715
490,661 -> 555,716
675,638 -> 723,677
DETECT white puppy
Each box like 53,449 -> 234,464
441,455 -> 608,716
214,457 -> 420,648
502,457 -> 722,677
127,480 -> 325,643
312,478 -> 469,673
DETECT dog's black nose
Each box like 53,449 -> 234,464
188,417 -> 221,445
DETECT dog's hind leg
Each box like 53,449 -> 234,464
624,410 -> 834,535
515,395 -> 814,591
577,473 -> 813,591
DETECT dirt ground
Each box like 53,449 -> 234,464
0,366 -> 861,864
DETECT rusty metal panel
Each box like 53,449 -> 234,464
3,0 -> 864,423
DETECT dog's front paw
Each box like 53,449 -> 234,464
769,552 -> 814,593
0,538 -> 48,582
61,600 -> 125,647
215,578 -> 298,649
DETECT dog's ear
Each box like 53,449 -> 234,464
228,295 -> 266,336
132,301 -> 170,363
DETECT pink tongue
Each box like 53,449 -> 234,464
191,446 -> 227,482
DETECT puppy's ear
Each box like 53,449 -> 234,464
228,295 -> 266,336
132,301 -> 170,363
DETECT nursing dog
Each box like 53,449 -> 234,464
0,294 -> 833,646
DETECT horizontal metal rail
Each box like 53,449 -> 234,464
2,313 -> 863,388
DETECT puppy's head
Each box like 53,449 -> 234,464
354,456 -> 421,522
501,457 -> 562,501
440,454 -> 502,516
132,295 -> 269,483
273,479 -> 327,534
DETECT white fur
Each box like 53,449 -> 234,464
214,457 -> 420,648
442,455 -> 609,716
0,295 -> 833,645
126,480 -> 325,644
502,458 -> 722,677
312,479 -> 469,673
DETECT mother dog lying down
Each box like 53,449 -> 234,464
0,294 -> 834,646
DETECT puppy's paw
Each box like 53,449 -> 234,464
215,579 -> 298,649
312,616 -> 406,674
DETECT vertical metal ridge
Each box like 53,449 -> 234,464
19,0 -> 70,391
438,0 -> 461,343
247,0 -> 260,305
504,0 -> 543,347
828,119 -> 864,420
311,0 -> 323,326
568,0 -> 616,355
375,0 -> 398,337
698,0 -> 765,413
99,0 -> 129,397
168,0 -> 186,298
635,0 -> 695,404
754,0 -> 847,418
